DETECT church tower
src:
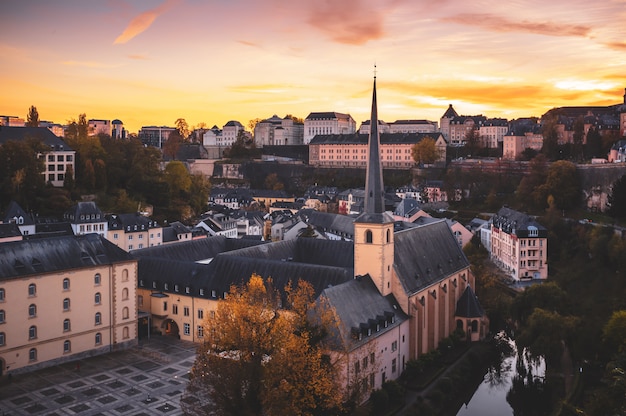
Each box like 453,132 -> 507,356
354,73 -> 395,296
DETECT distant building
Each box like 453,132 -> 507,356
479,118 -> 509,149
448,115 -> 487,146
106,213 -> 162,251
0,234 -> 138,375
490,207 -> 548,280
138,126 -> 176,148
221,121 -> 247,147
439,104 -> 459,141
0,115 -> 25,127
63,202 -> 107,237
254,115 -> 304,147
111,119 -> 126,139
309,132 -> 447,169
2,201 -> 35,237
304,112 -> 356,144
0,126 -> 75,187
608,139 -> 626,163
503,118 -> 544,160
88,119 -> 111,136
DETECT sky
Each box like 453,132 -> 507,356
1,0 -> 625,134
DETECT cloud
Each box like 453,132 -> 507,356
236,40 -> 262,49
440,13 -> 591,37
128,54 -> 150,60
114,0 -> 179,44
62,61 -> 121,68
603,41 -> 626,51
305,0 -> 401,45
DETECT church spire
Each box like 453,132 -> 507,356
364,70 -> 385,214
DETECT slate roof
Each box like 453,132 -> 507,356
0,223 -> 21,239
305,112 -> 353,121
296,209 -> 355,238
492,206 -> 547,238
2,200 -> 35,225
320,275 -> 407,350
107,213 -> 160,231
135,237 -> 354,300
0,234 -> 134,280
455,285 -> 485,318
63,202 -> 105,224
0,126 -> 72,149
394,198 -> 422,218
393,220 -> 470,296
442,104 -> 459,119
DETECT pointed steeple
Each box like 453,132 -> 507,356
364,73 -> 385,215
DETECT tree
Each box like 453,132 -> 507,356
188,174 -> 211,216
572,115 -> 585,161
541,116 -> 560,161
538,160 -> 580,211
186,274 -> 342,416
285,114 -> 303,123
465,128 -> 482,157
607,174 -> 626,220
175,118 -> 190,141
411,137 -> 438,165
0,138 -> 46,210
164,161 -> 191,196
248,118 -> 263,132
515,154 -> 548,212
163,131 -> 183,160
585,126 -> 603,159
264,173 -> 284,191
603,310 -> 626,353
26,105 -> 39,127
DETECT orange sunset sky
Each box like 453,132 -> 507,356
1,0 -> 626,134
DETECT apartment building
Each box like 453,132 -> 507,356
0,234 -> 138,375
138,126 -> 176,148
63,202 -> 107,237
106,213 -> 163,251
479,118 -> 509,149
490,206 -> 548,280
303,112 -> 356,144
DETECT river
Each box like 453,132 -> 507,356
456,337 -> 546,416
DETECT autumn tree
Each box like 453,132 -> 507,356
248,118 -> 262,132
411,137 -> 438,165
185,274 -> 342,416
264,173 -> 284,191
465,128 -> 482,157
26,105 -> 39,127
175,118 -> 190,141
188,174 -> 211,216
164,161 -> 191,196
163,130 -> 183,160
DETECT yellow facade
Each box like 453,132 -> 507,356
0,261 -> 137,375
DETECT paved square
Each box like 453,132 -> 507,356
0,337 -> 197,415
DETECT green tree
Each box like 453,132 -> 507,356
26,105 -> 39,127
0,139 -> 46,210
607,174 -> 626,220
264,173 -> 284,191
515,154 -> 548,212
541,116 -> 560,160
163,131 -> 183,160
411,137 -> 438,165
538,160 -> 580,211
164,161 -> 191,196
585,126 -> 603,159
572,115 -> 585,161
188,174 -> 210,216
603,310 -> 626,354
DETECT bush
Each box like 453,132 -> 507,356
382,380 -> 405,404
369,388 -> 389,415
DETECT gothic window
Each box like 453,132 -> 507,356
365,230 -> 373,244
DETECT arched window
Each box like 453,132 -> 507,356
0,332 -> 5,346
95,312 -> 102,325
28,304 -> 36,317
94,292 -> 101,304
122,307 -> 129,319
29,325 -> 37,339
122,269 -> 129,282
123,326 -> 129,339
63,340 -> 71,352
365,230 -> 373,244
471,320 -> 478,332
28,283 -> 36,296
95,332 -> 102,345
63,298 -> 70,311
63,318 -> 71,332
29,348 -> 37,361
122,288 -> 129,300
456,319 -> 463,330
63,278 -> 70,290
94,273 -> 101,285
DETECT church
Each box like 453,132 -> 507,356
133,75 -> 488,398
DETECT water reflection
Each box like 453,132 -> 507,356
457,333 -> 546,416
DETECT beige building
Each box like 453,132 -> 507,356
503,131 -> 544,160
64,202 -> 107,237
253,115 -> 304,147
0,234 -> 138,375
490,207 -> 548,280
106,213 -> 163,251
309,132 -> 447,169
304,112 -> 356,144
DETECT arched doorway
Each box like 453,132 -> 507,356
161,319 -> 180,338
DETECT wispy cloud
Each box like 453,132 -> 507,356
114,0 -> 179,45
305,0 -> 401,45
236,40 -> 262,49
441,13 -> 591,37
62,61 -> 121,68
603,41 -> 626,51
128,54 -> 150,60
